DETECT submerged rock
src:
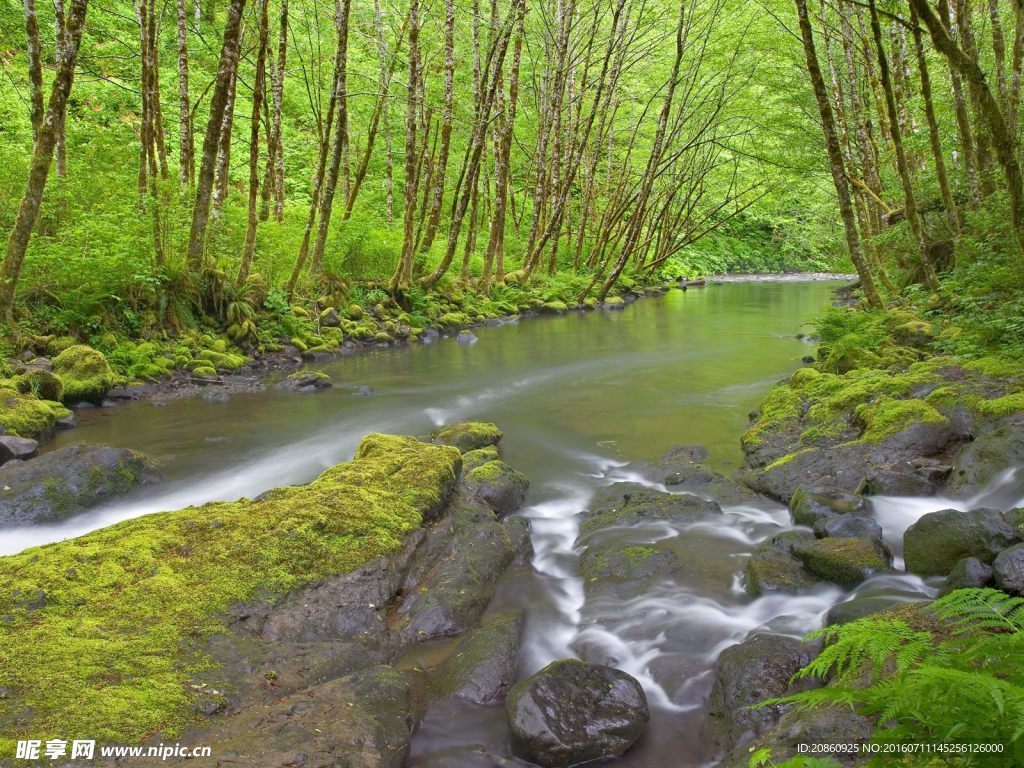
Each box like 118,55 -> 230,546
277,370 -> 332,393
579,482 -> 721,538
0,443 -> 159,527
709,633 -> 818,752
903,508 -> 1019,576
456,330 -> 479,345
506,659 -> 649,767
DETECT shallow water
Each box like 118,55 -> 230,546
7,279 -> 1023,766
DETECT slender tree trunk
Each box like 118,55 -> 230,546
149,0 -> 169,180
418,0 -> 456,253
175,0 -> 194,186
376,0 -> 395,223
940,0 -> 980,207
310,0 -> 352,275
391,0 -> 421,290
1,0 -> 88,318
238,0 -> 269,285
868,0 -> 940,290
54,0 -> 67,179
954,0 -> 994,193
260,0 -> 287,221
213,61 -> 240,218
23,0 -> 44,142
793,0 -> 882,309
185,0 -> 247,268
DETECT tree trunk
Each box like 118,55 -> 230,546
261,0 -> 287,222
175,0 -> 194,186
23,0 -> 44,142
185,0 -> 247,268
54,0 -> 67,179
238,0 -> 269,286
1,0 -> 88,318
213,61 -> 240,218
391,0 -> 421,290
792,0 -> 882,309
939,0 -> 980,207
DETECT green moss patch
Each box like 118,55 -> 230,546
430,422 -> 503,453
52,345 -> 117,404
0,433 -> 461,750
0,391 -> 71,438
855,398 -> 949,444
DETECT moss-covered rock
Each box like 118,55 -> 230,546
14,368 -> 64,402
903,507 -> 1020,576
793,537 -> 889,587
0,390 -> 72,439
540,301 -> 568,314
463,460 -> 530,516
196,349 -> 249,371
52,345 -> 116,404
278,370 -> 332,393
431,613 -> 524,705
462,445 -> 500,470
430,422 -> 503,453
0,433 -> 461,751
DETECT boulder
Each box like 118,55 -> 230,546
708,633 -> 818,752
813,513 -> 884,543
319,307 -> 341,327
947,419 -> 1024,495
506,659 -> 649,767
857,468 -> 938,497
52,344 -> 116,404
0,435 -> 39,463
14,368 -> 64,402
579,483 -> 721,538
745,549 -> 819,598
456,330 -> 478,345
993,544 -> 1024,594
0,443 -> 159,527
462,460 -> 529,516
655,445 -> 762,505
903,508 -> 1020,576
278,370 -> 332,393
430,422 -> 502,453
939,556 -> 994,596
462,446 -> 500,470
790,486 -> 870,527
793,537 -> 889,587
431,613 -> 524,705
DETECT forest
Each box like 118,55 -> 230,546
2,0 -> 1024,766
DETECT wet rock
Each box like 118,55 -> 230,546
166,666 -> 416,768
993,544 -> 1024,594
940,557 -> 994,596
813,513 -> 884,543
709,633 -> 818,752
794,537 -> 889,587
947,419 -> 1024,496
745,548 -> 818,597
430,422 -> 503,453
462,446 -> 500,470
200,388 -> 230,403
903,508 -> 1020,576
660,444 -> 710,465
0,435 -> 39,463
414,746 -> 511,768
0,443 -> 159,527
277,370 -> 332,393
579,483 -> 721,538
431,613 -> 524,705
653,445 -> 762,504
579,541 -> 685,591
506,659 -> 649,767
789,486 -> 870,527
420,328 -> 440,344
462,460 -> 529,516
857,468 -> 938,497
826,597 -> 921,625
55,413 -> 76,430
456,330 -> 478,345
354,384 -> 375,397
319,307 -> 341,327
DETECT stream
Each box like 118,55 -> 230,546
6,278 -> 1024,766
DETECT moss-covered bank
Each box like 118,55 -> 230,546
0,432 -> 462,753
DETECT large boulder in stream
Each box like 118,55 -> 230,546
0,443 -> 159,527
431,612 -> 524,705
945,418 -> 1024,496
430,422 -> 503,452
903,508 -> 1020,576
506,659 -> 649,767
789,485 -> 871,527
745,532 -> 820,597
462,460 -> 530,516
709,633 -> 819,753
993,544 -> 1024,594
793,537 -> 890,587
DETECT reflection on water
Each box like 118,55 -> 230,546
10,280 -> 1021,766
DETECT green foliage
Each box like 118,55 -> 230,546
771,590 -> 1024,766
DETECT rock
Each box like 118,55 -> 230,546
940,556 -> 994,596
52,344 -> 116,404
431,613 -> 524,705
319,307 -> 341,327
462,446 -> 500,470
579,483 -> 721,538
745,548 -> 818,598
857,468 -> 938,497
826,597 -> 919,625
579,541 -> 685,592
789,486 -> 870,527
656,446 -> 761,505
603,296 -> 626,310
540,301 -> 569,314
506,659 -> 649,767
347,303 -> 365,320
813,513 -> 884,543
660,444 -> 710,465
993,544 -> 1024,594
462,460 -> 529,516
278,370 -> 332,393
0,443 -> 159,527
420,327 -> 440,344
0,390 -> 71,440
456,330 -> 478,345
430,422 -> 503,453
708,633 -> 818,752
14,368 -> 64,402
903,508 -> 1020,576
793,537 -> 889,587
354,385 -> 375,397
0,435 -> 39,463
200,388 -> 230,403
55,413 -> 76,430
947,419 -> 1024,495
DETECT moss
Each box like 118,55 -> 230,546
14,369 -> 64,402
0,391 -> 71,438
541,301 -> 569,314
347,303 -> 364,320
191,365 -> 218,377
430,422 -> 503,453
52,345 -> 117,404
764,447 -> 813,471
963,355 -> 1024,379
742,384 -> 803,448
794,537 -> 888,587
439,312 -> 470,327
855,397 -> 948,443
974,391 -> 1024,417
196,349 -> 249,371
604,296 -> 625,306
0,433 -> 460,750
463,446 -> 500,470
790,367 -> 821,386
925,385 -> 962,408
285,370 -> 330,384
373,332 -> 393,343
290,305 -> 310,318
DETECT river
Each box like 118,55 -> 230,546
10,277 -> 1018,766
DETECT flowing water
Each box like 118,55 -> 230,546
6,278 -> 1024,766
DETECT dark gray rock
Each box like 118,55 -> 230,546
200,388 -> 230,403
319,308 -> 341,327
277,370 -> 332,393
456,330 -> 478,345
579,483 -> 721,538
708,633 -> 818,752
0,435 -> 38,463
813,513 -> 884,543
654,445 -> 762,505
745,550 -> 819,597
506,659 -> 649,767
947,419 -> 1024,496
940,557 -> 995,596
903,508 -> 1020,576
0,443 -> 159,527
858,468 -> 938,497
993,544 -> 1024,594
793,537 -> 890,587
462,460 -> 529,517
431,613 -> 524,705
790,486 -> 871,527
826,597 -> 921,626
